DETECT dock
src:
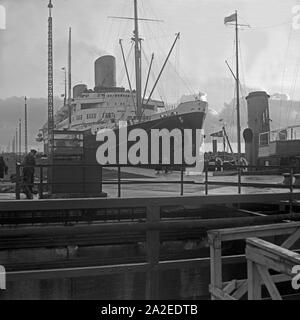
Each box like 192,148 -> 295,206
1,191 -> 300,300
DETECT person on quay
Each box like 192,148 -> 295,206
0,156 -> 8,181
22,149 -> 37,199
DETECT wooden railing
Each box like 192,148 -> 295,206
208,221 -> 300,300
246,237 -> 300,300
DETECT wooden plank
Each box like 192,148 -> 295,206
7,263 -> 149,282
155,254 -> 245,271
256,265 -> 282,300
247,260 -> 261,300
209,286 -> 236,300
2,192 -> 300,212
247,238 -> 300,266
223,280 -> 237,295
213,274 -> 290,300
210,234 -> 222,300
145,206 -> 160,300
281,228 -> 300,250
3,215 -> 299,240
232,280 -> 248,300
247,247 -> 295,276
209,222 -> 300,242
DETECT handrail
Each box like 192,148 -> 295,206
14,162 -> 300,200
246,237 -> 300,300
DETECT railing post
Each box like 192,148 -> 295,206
146,205 -> 160,300
118,166 -> 121,198
180,166 -> 184,196
39,166 -> 43,199
238,166 -> 241,195
208,233 -> 222,300
247,260 -> 261,300
15,163 -> 21,200
205,162 -> 208,195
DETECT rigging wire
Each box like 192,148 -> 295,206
286,56 -> 300,126
278,24 -> 293,128
118,42 -> 134,86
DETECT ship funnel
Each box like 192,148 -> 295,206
94,55 -> 116,88
73,84 -> 87,98
244,91 -> 270,167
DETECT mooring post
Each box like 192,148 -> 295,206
39,166 -> 43,199
15,163 -> 21,200
146,205 -> 160,300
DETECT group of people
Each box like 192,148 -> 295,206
0,149 -> 37,199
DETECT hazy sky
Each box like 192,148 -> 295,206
1,0 -> 300,110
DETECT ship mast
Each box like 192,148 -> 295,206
68,27 -> 72,127
235,10 -> 241,164
133,0 -> 142,121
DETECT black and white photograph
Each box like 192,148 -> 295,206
1,0 -> 300,309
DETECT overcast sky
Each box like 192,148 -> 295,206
1,0 -> 300,110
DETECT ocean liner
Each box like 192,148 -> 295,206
40,0 -> 207,173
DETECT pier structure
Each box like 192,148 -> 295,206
1,192 -> 300,299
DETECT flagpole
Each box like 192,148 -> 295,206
235,10 -> 241,164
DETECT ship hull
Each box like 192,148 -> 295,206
84,110 -> 206,173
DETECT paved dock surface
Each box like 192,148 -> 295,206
0,173 -> 290,200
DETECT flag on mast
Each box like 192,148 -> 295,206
224,13 -> 237,24
210,130 -> 224,138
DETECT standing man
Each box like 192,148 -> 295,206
22,149 -> 37,199
0,156 -> 8,181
